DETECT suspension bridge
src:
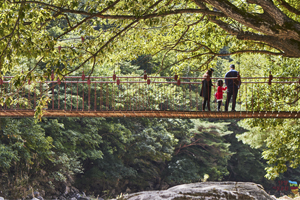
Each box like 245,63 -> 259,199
0,73 -> 299,118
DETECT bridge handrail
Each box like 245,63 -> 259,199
0,76 -> 299,85
1,76 -> 299,80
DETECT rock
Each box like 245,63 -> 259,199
58,186 -> 89,200
277,196 -> 293,199
34,191 -> 44,200
69,193 -> 89,200
110,181 -> 277,200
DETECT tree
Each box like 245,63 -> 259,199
0,117 -> 106,198
222,119 -> 275,192
1,0 -> 299,82
0,118 -> 54,198
165,119 -> 233,184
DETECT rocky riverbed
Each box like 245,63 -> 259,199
110,181 -> 277,200
0,182 -> 294,200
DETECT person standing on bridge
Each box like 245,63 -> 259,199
215,79 -> 227,111
200,68 -> 214,111
224,64 -> 241,111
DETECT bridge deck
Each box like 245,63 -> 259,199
0,75 -> 299,118
0,110 -> 299,118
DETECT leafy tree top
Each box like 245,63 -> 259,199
1,0 -> 299,78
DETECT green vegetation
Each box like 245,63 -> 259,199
1,0 -> 300,198
0,117 -> 232,198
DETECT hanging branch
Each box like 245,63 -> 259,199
66,0 -> 166,76
156,15 -> 206,74
88,56 -> 97,78
191,55 -> 215,72
0,17 -> 20,63
66,20 -> 139,76
57,16 -> 95,39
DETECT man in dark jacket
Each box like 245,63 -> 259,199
224,64 -> 240,111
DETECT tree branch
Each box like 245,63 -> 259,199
209,17 -> 300,57
159,53 -> 215,73
0,33 -> 13,41
215,50 -> 284,56
93,9 -> 225,19
55,0 -> 122,39
12,1 -> 226,19
278,0 -> 300,15
171,45 -> 203,53
64,14 -> 72,29
160,15 -> 188,71
57,16 -> 94,39
66,0 -> 166,75
89,56 -> 96,78
66,20 -> 139,76
191,55 -> 215,72
158,15 -> 206,74
200,0 -> 300,41
246,0 -> 290,26
0,16 -> 19,65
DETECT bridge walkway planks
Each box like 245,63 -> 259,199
0,110 -> 298,118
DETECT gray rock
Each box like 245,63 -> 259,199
110,181 -> 277,200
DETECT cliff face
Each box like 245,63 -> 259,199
111,181 -> 277,200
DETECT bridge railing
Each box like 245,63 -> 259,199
0,75 -> 299,112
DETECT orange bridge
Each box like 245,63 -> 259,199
0,73 -> 299,118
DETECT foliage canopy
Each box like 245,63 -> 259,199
1,0 -> 300,79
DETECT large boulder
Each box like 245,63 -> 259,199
111,182 -> 277,200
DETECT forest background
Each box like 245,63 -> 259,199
1,0 -> 300,199
1,53 -> 300,199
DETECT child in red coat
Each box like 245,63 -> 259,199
215,79 -> 227,111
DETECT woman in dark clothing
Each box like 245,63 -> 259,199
200,68 -> 214,111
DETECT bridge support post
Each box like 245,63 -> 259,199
268,71 -> 273,85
